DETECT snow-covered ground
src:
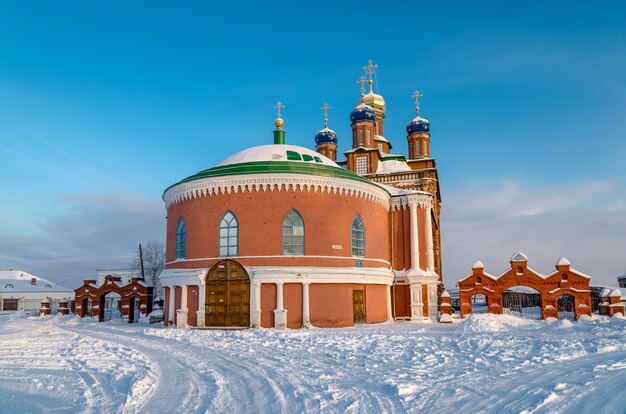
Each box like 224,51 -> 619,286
1,314 -> 626,413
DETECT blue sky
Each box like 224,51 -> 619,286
1,1 -> 625,287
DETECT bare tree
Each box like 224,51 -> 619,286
131,240 -> 165,298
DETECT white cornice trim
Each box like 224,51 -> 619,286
160,266 -> 394,287
391,193 -> 433,210
163,173 -> 391,209
166,254 -> 391,266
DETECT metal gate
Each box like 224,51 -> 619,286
471,294 -> 488,314
558,295 -> 575,321
502,290 -> 543,319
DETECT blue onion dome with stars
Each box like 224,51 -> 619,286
315,127 -> 338,145
406,115 -> 430,134
350,103 -> 376,123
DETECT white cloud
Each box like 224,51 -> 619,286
0,191 -> 165,288
441,178 -> 626,287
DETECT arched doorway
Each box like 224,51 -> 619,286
81,298 -> 92,317
129,297 -> 140,323
100,292 -> 121,322
502,286 -> 542,319
205,260 -> 250,327
557,295 -> 575,321
471,294 -> 488,314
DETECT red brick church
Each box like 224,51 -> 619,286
160,61 -> 443,328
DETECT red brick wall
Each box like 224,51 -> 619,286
165,188 -> 389,268
261,284 -> 277,328
394,284 -> 410,318
365,284 -> 387,323
310,283 -> 354,327
188,285 -> 199,326
284,283 -> 303,329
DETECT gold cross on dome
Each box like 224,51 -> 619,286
363,59 -> 378,81
274,101 -> 285,118
320,102 -> 331,127
411,90 -> 422,114
356,76 -> 366,96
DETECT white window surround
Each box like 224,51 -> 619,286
356,156 -> 368,175
176,218 -> 187,259
282,209 -> 304,255
218,211 -> 238,257
351,215 -> 366,257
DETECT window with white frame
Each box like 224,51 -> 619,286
282,209 -> 304,255
176,218 -> 187,259
416,140 -> 421,155
356,156 -> 368,175
359,130 -> 364,146
351,215 -> 365,257
218,211 -> 238,256
366,129 -> 371,146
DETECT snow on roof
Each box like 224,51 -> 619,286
375,182 -> 425,197
0,269 -> 73,293
373,135 -> 389,142
441,290 -> 450,298
609,289 -> 622,298
556,257 -> 571,266
505,286 -> 540,294
215,144 -> 339,168
472,260 -> 485,269
0,269 -> 39,280
600,288 -> 612,297
510,252 -> 528,262
376,159 -> 411,173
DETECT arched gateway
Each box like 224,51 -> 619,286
457,254 -> 592,321
205,260 -> 250,327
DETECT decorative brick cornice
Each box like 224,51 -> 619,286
391,194 -> 433,210
163,173 -> 391,208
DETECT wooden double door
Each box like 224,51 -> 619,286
205,260 -> 250,327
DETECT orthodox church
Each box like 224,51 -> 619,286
160,61 -> 443,328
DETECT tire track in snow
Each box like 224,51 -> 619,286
440,349 -> 626,414
59,325 -> 212,413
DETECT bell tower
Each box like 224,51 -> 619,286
406,90 -> 431,159
314,103 -> 338,161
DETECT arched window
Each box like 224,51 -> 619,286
282,209 -> 304,255
219,211 -> 238,257
351,215 -> 365,257
176,218 -> 187,259
4,284 -> 13,289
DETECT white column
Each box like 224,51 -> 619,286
425,205 -> 435,275
302,282 -> 311,328
386,284 -> 393,322
250,282 -> 262,328
274,282 -> 287,329
408,202 -> 420,273
196,275 -> 206,327
168,286 -> 176,325
177,285 -> 189,329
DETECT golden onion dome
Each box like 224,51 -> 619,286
361,92 -> 386,112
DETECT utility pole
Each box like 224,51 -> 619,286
139,243 -> 145,280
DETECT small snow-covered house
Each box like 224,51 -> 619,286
0,270 -> 73,315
